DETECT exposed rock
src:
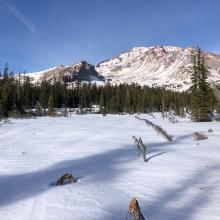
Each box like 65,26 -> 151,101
126,198 -> 145,220
208,129 -> 213,133
26,61 -> 105,84
194,132 -> 208,141
56,173 -> 76,186
63,61 -> 105,83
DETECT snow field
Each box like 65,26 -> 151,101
0,114 -> 220,220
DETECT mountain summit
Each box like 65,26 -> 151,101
26,46 -> 220,90
96,45 -> 220,90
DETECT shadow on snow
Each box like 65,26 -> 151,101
0,145 -> 136,207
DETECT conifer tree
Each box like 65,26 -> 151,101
190,48 -> 212,121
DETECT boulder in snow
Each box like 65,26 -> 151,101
56,173 -> 76,186
194,132 -> 208,141
126,198 -> 145,220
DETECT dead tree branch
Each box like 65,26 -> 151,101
138,137 -> 147,162
132,136 -> 147,162
135,116 -> 172,142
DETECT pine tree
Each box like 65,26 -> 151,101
190,48 -> 212,122
190,52 -> 199,120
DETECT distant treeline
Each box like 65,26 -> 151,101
0,63 -> 218,119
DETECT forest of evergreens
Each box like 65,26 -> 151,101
0,48 -> 219,120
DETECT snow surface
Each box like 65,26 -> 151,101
0,114 -> 220,219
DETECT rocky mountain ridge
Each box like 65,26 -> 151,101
25,45 -> 220,91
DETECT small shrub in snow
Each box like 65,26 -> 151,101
208,129 -> 213,133
168,107 -> 178,123
35,102 -> 44,116
126,198 -> 145,220
56,173 -> 76,186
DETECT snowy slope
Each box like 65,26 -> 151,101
96,46 -> 220,91
25,66 -> 59,83
0,114 -> 220,219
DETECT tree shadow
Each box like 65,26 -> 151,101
99,164 -> 220,220
141,164 -> 220,220
146,152 -> 166,162
146,133 -> 194,154
0,145 -> 136,207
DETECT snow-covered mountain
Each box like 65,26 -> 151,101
26,45 -> 220,91
96,45 -> 220,90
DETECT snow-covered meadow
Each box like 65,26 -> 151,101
0,114 -> 220,220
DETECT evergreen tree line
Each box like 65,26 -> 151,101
0,48 -> 219,120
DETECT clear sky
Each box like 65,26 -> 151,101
0,0 -> 220,72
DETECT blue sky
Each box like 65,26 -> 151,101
0,0 -> 220,72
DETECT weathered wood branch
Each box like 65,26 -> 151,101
132,136 -> 147,162
135,116 -> 172,142
138,137 -> 147,162
132,136 -> 141,156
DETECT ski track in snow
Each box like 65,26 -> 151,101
0,114 -> 220,220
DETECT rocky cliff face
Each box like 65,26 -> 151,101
27,61 -> 105,84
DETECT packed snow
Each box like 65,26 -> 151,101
0,114 -> 220,220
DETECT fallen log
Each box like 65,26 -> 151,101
135,116 -> 172,142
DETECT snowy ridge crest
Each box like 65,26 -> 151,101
95,45 -> 220,90
26,45 -> 220,91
